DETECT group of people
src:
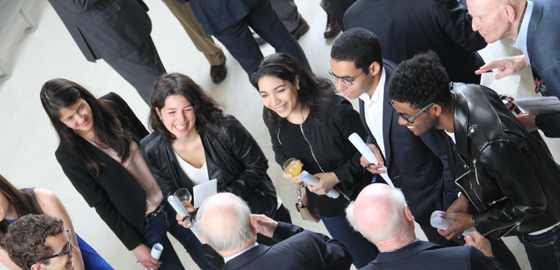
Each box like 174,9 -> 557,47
2,0 -> 560,269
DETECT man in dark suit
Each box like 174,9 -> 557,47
468,0 -> 560,138
330,28 -> 457,246
48,0 -> 165,104
185,0 -> 312,77
346,184 -> 508,270
343,0 -> 487,84
195,193 -> 352,270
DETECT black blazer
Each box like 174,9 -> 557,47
362,240 -> 507,269
344,0 -> 487,84
48,0 -> 152,61
527,0 -> 560,138
359,61 -> 457,229
224,222 -> 352,270
55,93 -> 149,250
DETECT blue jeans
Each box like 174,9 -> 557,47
321,213 -> 378,268
212,0 -> 312,76
518,225 -> 560,270
143,204 -> 215,270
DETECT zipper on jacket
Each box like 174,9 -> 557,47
488,197 -> 507,207
454,169 -> 482,212
299,124 -> 350,201
473,159 -> 480,185
485,221 -> 520,240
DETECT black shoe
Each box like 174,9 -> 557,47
210,59 -> 227,84
252,31 -> 267,46
291,17 -> 310,40
324,13 -> 341,39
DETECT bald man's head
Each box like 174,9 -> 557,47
196,193 -> 256,252
346,184 -> 415,244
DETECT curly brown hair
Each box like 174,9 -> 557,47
2,214 -> 64,270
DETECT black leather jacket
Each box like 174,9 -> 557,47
141,115 -> 278,217
447,83 -> 560,239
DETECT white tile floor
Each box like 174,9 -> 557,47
1,0 -> 558,269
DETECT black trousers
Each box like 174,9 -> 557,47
104,38 -> 166,104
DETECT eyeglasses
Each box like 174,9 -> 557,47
29,229 -> 72,267
391,101 -> 435,124
328,70 -> 363,86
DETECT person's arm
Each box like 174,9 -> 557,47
263,110 -> 289,168
34,188 -> 85,270
219,117 -> 271,199
434,0 -> 487,52
141,134 -> 180,199
55,147 -> 144,250
472,141 -> 549,238
331,99 -> 371,187
474,55 -> 529,78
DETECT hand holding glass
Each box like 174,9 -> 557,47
283,158 -> 303,177
174,188 -> 195,214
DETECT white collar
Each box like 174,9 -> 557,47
359,68 -> 386,104
513,0 -> 533,59
223,242 -> 259,263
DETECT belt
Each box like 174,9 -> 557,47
147,201 -> 166,219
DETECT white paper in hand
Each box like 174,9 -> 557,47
193,179 -> 217,208
167,195 -> 189,217
348,133 -> 394,187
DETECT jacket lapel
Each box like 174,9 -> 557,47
382,62 -> 396,167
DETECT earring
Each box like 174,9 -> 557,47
159,117 -> 163,121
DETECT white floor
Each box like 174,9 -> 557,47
1,0 -> 558,269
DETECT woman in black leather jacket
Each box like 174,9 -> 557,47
251,53 -> 378,268
141,73 -> 291,234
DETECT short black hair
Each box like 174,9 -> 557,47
331,27 -> 383,74
388,51 -> 452,109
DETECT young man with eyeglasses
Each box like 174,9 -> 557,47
329,27 -> 457,245
3,215 -> 76,270
389,51 -> 560,270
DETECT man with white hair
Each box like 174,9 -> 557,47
346,184 -> 507,269
468,0 -> 560,138
195,192 -> 352,270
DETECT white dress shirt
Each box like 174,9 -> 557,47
359,69 -> 387,157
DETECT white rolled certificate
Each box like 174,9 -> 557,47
167,195 -> 189,217
300,171 -> 340,198
348,133 -> 394,187
144,243 -> 163,270
151,243 -> 163,259
430,210 -> 476,235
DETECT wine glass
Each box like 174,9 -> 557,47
283,158 -> 302,177
174,188 -> 193,209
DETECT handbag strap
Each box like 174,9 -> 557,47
296,183 -> 304,208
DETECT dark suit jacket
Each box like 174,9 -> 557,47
361,240 -> 507,269
344,0 -> 487,84
55,93 -> 150,250
187,0 -> 250,35
359,61 -> 457,230
224,222 -> 352,270
48,0 -> 151,61
527,0 -> 560,137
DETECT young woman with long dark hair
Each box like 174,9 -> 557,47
252,53 -> 379,268
40,78 -> 214,270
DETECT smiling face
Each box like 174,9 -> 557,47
258,76 -> 302,121
330,59 -> 378,99
157,94 -> 196,140
391,101 -> 438,136
57,99 -> 94,137
467,0 -> 513,43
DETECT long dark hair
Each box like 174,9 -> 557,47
149,73 -> 227,142
0,174 -> 42,247
40,78 -> 132,176
251,53 -> 334,130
